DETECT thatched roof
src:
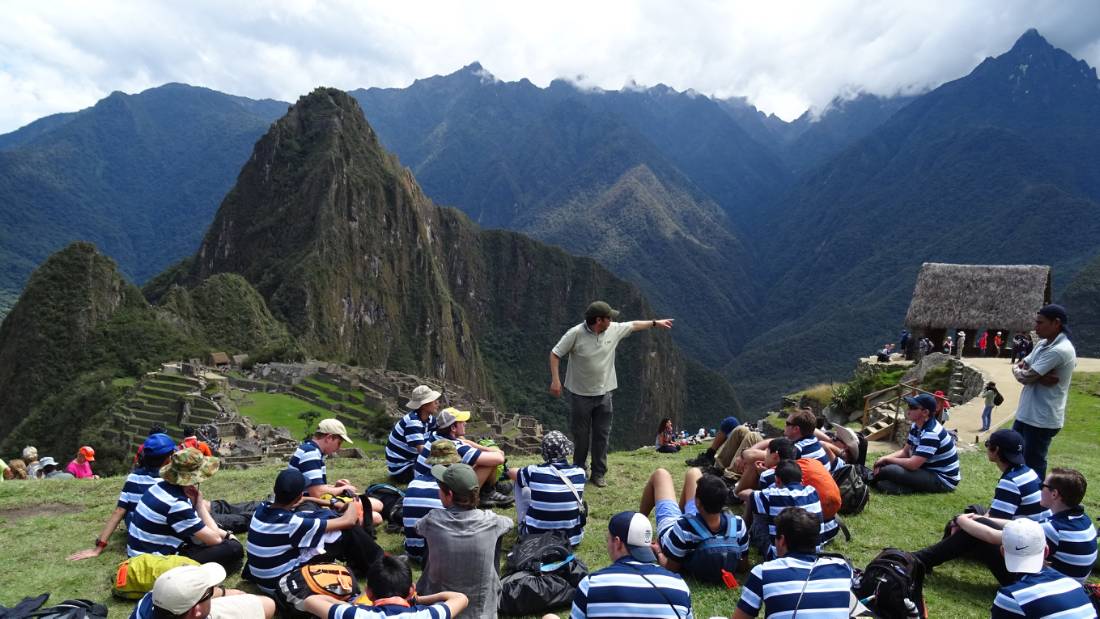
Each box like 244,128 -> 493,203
905,263 -> 1051,332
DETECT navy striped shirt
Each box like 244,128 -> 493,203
570,558 -> 693,619
907,418 -> 960,489
794,437 -> 832,470
328,601 -> 452,619
243,502 -> 330,587
989,464 -> 1049,521
516,461 -> 587,546
413,434 -> 482,478
1041,507 -> 1099,583
991,566 -> 1095,618
754,468 -> 839,547
659,512 -> 748,563
289,440 -> 327,489
126,481 -> 204,557
736,552 -> 854,618
751,483 -> 823,547
386,412 -> 435,476
402,474 -> 443,560
116,467 -> 160,513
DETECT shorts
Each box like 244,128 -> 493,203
720,417 -> 740,435
655,498 -> 698,536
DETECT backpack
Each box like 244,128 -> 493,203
853,548 -> 926,619
993,390 -> 1005,406
112,553 -> 201,599
279,563 -> 360,602
500,531 -> 588,616
680,514 -> 744,585
366,483 -> 405,533
833,464 -> 871,516
21,599 -> 108,619
797,459 -> 842,520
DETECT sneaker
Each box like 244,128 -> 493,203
495,479 -> 514,495
590,476 -> 608,488
685,450 -> 715,467
479,489 -> 514,508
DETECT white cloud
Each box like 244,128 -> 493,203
0,0 -> 1098,132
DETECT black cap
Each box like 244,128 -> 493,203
986,429 -> 1025,465
1038,304 -> 1071,338
274,468 -> 306,503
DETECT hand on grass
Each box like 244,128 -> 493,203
67,547 -> 102,561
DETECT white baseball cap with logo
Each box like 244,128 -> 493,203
152,564 -> 226,614
1002,518 -> 1047,574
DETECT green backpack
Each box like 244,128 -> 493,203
112,554 -> 200,599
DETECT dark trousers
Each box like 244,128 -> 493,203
914,527 -> 1012,585
1012,420 -> 1060,480
569,391 -> 613,479
180,537 -> 244,570
656,444 -> 681,453
872,464 -> 952,494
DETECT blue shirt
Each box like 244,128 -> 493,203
386,412 -> 435,476
751,482 -> 823,546
736,552 -> 853,618
991,566 -> 1095,618
907,418 -> 960,488
989,464 -> 1049,521
516,461 -> 587,546
328,601 -> 452,619
571,558 -> 693,619
659,512 -> 748,563
289,439 -> 327,489
794,436 -> 833,470
1041,506 -> 1099,583
413,433 -> 482,477
755,469 -> 839,547
126,481 -> 204,557
116,467 -> 160,513
402,474 -> 444,560
243,502 -> 330,587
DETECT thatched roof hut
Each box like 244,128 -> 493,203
905,263 -> 1051,332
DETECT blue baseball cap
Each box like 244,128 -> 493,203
720,417 -> 741,434
142,433 -> 176,456
903,394 -> 938,414
608,511 -> 656,563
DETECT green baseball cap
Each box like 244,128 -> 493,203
432,462 -> 479,498
585,301 -> 620,320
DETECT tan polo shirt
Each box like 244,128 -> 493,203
552,321 -> 634,396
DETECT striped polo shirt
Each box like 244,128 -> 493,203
989,464 -> 1049,521
991,566 -> 1095,618
907,418 -> 960,489
516,461 -> 587,546
1041,506 -> 1099,583
242,502 -> 330,588
755,465 -> 839,546
126,481 -> 204,557
413,433 -> 482,478
328,600 -> 452,619
386,412 -> 435,476
116,467 -> 160,513
402,473 -> 444,560
794,437 -> 834,470
289,440 -> 327,489
752,483 -> 823,546
736,552 -> 853,618
659,511 -> 748,563
570,558 -> 692,618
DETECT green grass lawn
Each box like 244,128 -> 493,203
232,390 -> 331,439
3,374 -> 1099,617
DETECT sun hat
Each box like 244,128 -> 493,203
160,448 -> 219,486
986,430 -> 1025,465
405,385 -> 442,410
143,433 -> 177,456
540,431 -> 574,462
584,301 -> 620,320
152,563 -> 227,614
426,440 -> 461,466
903,393 -> 938,414
317,418 -> 353,444
432,462 -> 479,498
78,446 -> 95,462
608,511 -> 656,563
37,456 -> 58,468
1002,519 -> 1047,574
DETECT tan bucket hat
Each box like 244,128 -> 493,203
405,385 -> 442,410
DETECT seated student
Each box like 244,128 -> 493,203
7,458 -> 28,480
289,418 -> 383,525
244,469 -> 380,592
991,519 -> 1095,619
655,418 -> 683,453
36,456 -> 75,479
744,461 -> 823,558
508,431 -> 587,546
68,433 -> 177,561
386,385 -> 441,484
570,511 -> 693,619
416,463 -> 513,619
300,555 -> 468,619
733,507 -> 854,619
414,408 -> 509,507
784,409 -> 845,472
947,467 -> 1098,585
179,427 -> 214,457
403,441 -> 462,563
872,393 -> 960,494
127,448 -> 244,569
685,415 -> 751,469
23,446 -> 41,480
912,429 -> 1049,583
638,468 -> 748,576
129,563 -> 275,619
66,445 -> 99,479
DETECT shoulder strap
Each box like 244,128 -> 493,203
547,463 -> 584,509
684,513 -> 714,540
622,562 -> 682,619
791,556 -> 822,619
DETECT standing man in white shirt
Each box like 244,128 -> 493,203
1012,304 -> 1077,480
549,300 -> 673,487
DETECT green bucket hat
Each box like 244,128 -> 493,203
426,440 -> 461,466
161,447 -> 219,486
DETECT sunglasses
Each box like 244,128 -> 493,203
197,587 -> 216,604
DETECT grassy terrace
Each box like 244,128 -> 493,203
2,373 -> 1098,617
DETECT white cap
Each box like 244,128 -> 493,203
1002,519 -> 1047,574
317,418 -> 353,444
152,564 -> 226,614
405,385 -> 442,410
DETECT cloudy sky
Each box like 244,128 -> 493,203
2,0 -> 1099,133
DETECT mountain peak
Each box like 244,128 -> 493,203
1008,28 -> 1054,56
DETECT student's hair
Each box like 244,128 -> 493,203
776,507 -> 821,554
182,426 -> 195,437
368,555 -> 413,599
767,438 -> 797,462
1047,468 -> 1087,507
140,451 -> 171,470
695,474 -> 728,514
655,418 -> 673,435
786,410 -> 816,438
775,460 -> 803,485
148,423 -> 168,435
440,482 -> 478,509
8,459 -> 27,479
585,315 -> 600,326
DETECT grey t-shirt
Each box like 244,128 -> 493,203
552,321 -> 634,396
416,506 -> 513,619
1015,332 -> 1076,429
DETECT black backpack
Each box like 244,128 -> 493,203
853,548 -> 926,619
366,483 -> 405,533
833,464 -> 871,515
500,531 -> 588,616
993,390 -> 1005,406
680,514 -> 744,585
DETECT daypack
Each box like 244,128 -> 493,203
366,483 -> 405,532
10,598 -> 109,619
833,464 -> 871,516
113,554 -> 200,599
797,459 -> 842,520
681,513 -> 744,585
279,563 -> 360,601
993,390 -> 1005,406
853,548 -> 926,619
500,531 -> 588,616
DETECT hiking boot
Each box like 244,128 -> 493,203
685,450 -> 715,467
495,479 -> 514,496
590,476 -> 608,488
479,489 -> 514,508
